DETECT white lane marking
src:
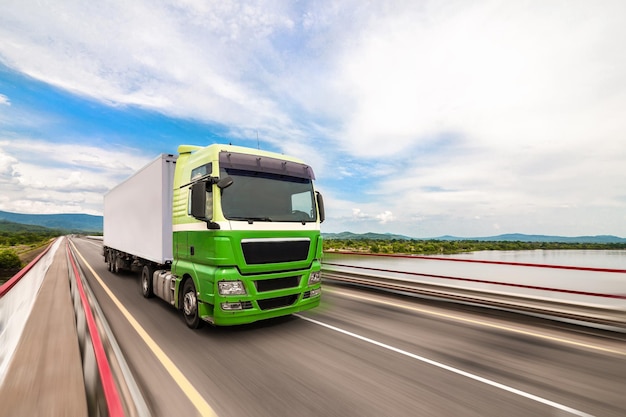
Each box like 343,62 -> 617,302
327,288 -> 626,356
296,314 -> 595,417
79,238 -> 103,249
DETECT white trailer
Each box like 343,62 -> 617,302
103,154 -> 177,270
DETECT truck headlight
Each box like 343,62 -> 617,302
218,281 -> 247,295
308,271 -> 321,285
221,302 -> 243,310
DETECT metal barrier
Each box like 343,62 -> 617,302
0,237 -> 149,416
322,251 -> 626,331
67,240 -> 150,417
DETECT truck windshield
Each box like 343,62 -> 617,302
220,168 -> 317,222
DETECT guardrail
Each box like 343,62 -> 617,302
322,251 -> 626,331
67,239 -> 150,417
0,238 -> 149,416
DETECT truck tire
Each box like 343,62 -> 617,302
141,265 -> 154,298
182,279 -> 203,329
109,252 -> 116,273
113,254 -> 120,274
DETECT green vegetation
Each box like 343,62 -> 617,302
1,219 -> 66,233
0,230 -> 62,246
0,221 -> 63,246
323,239 -> 626,255
0,220 -> 63,272
0,249 -> 21,269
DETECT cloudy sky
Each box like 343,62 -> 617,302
1,0 -> 625,238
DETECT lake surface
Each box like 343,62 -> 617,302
425,249 -> 626,270
323,250 -> 626,308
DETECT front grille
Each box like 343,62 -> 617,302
255,276 -> 301,292
257,295 -> 298,311
241,238 -> 310,265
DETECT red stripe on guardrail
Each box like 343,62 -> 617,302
66,242 -> 125,417
323,262 -> 626,300
0,240 -> 54,297
325,251 -> 626,273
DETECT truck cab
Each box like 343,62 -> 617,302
170,144 -> 324,327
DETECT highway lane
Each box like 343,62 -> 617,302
70,237 -> 626,417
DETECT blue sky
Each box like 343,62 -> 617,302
1,1 -> 625,238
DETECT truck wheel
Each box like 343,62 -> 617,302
182,279 -> 203,329
141,265 -> 154,298
109,253 -> 116,273
113,254 -> 120,274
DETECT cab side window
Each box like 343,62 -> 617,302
188,163 -> 213,219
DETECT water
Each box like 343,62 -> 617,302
323,250 -> 626,308
432,249 -> 626,270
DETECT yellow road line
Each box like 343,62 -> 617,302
326,287 -> 626,357
70,241 -> 218,417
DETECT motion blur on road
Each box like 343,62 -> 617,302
70,236 -> 625,417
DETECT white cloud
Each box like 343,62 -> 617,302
0,139 -> 151,214
347,208 -> 394,225
352,208 -> 367,219
313,1 -> 626,236
2,139 -> 151,175
332,2 -> 626,157
2,1 -> 625,160
1,1 -> 625,236
376,211 -> 394,224
0,150 -> 17,177
0,0 -> 296,129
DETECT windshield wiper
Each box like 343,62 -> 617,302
229,216 -> 273,224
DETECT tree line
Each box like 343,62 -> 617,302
0,230 -> 62,246
323,239 -> 626,255
0,230 -> 63,270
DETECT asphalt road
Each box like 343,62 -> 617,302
70,237 -> 626,417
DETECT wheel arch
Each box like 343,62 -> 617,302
177,273 -> 195,310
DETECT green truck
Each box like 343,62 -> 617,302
103,144 -> 325,327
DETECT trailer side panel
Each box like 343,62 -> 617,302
103,154 -> 177,264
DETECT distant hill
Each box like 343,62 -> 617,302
323,231 -> 413,240
0,220 -> 61,233
434,233 -> 626,244
322,231 -> 626,244
0,210 -> 103,233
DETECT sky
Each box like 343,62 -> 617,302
1,0 -> 625,238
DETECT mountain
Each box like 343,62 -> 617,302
323,231 -> 413,240
0,220 -> 61,233
433,233 -> 626,243
322,231 -> 626,243
0,210 -> 103,233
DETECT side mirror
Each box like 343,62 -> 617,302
217,176 -> 234,189
316,191 -> 325,223
190,182 -> 209,220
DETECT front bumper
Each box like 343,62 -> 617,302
199,264 -> 322,326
